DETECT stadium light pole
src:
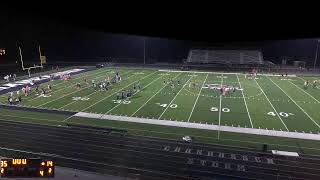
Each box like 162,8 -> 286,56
143,38 -> 146,65
313,40 -> 320,71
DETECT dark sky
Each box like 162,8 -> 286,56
0,6 -> 319,66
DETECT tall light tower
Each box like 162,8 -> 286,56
313,40 -> 320,71
143,38 -> 146,65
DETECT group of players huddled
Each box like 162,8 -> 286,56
116,81 -> 141,100
88,71 -> 122,91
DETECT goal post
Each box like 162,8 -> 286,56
18,45 -> 45,77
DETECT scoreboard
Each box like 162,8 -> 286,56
1,158 -> 54,178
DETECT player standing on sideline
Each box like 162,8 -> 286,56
304,80 -> 309,89
91,79 -> 95,87
84,76 -> 88,85
312,80 -> 317,88
35,85 -> 39,94
137,81 -> 141,91
76,82 -> 81,89
121,90 -> 125,99
8,96 -> 13,104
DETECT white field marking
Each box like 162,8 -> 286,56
267,76 -> 320,129
158,69 -> 241,75
236,75 -> 253,128
62,115 -> 74,122
293,77 -> 320,103
187,74 -> 208,122
36,70 -> 133,108
104,73 -> 161,115
3,114 -> 320,154
131,73 -> 182,117
79,71 -> 156,113
158,75 -> 193,119
57,71 -> 133,110
28,69 -> 113,102
77,112 -> 320,141
254,78 -> 289,131
218,74 -> 224,130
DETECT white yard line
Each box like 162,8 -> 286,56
57,71 -> 132,110
104,73 -> 161,115
79,71 -> 156,113
36,71 -> 132,108
291,77 -> 320,103
236,75 -> 253,128
187,74 -> 208,122
131,73 -> 182,117
158,75 -> 193,120
218,74 -> 224,130
255,78 -> 289,131
267,76 -> 320,129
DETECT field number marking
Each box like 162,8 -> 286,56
156,103 -> 178,109
267,111 -> 294,118
210,107 -> 230,112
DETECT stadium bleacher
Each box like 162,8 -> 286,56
187,49 -> 264,65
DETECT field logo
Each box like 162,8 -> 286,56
202,84 -> 243,91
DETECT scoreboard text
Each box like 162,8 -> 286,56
1,158 -> 54,178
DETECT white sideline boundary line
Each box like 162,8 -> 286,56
267,76 -> 320,129
158,70 -> 297,77
74,112 -> 320,141
187,74 -> 208,122
158,75 -> 193,119
255,79 -> 289,131
131,73 -> 182,117
159,69 -> 240,75
218,74 -> 223,131
237,75 -> 253,128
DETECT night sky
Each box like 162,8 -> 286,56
0,8 -> 319,67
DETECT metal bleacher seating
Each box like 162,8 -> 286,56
187,49 -> 264,65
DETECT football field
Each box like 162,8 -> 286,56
1,67 -> 320,154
